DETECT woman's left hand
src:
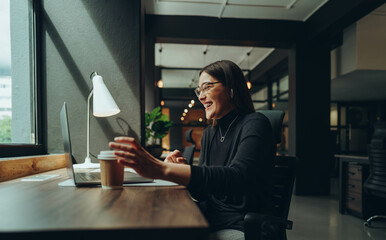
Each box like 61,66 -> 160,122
165,150 -> 187,164
109,137 -> 166,180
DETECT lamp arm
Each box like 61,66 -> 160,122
86,89 -> 94,161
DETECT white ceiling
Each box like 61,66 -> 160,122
155,43 -> 273,69
145,0 -> 329,21
155,43 -> 273,88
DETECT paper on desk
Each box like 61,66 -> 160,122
58,179 -> 76,186
21,175 -> 59,182
58,179 -> 178,187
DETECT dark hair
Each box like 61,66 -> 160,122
200,60 -> 255,115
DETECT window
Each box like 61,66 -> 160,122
0,0 -> 43,157
251,87 -> 268,110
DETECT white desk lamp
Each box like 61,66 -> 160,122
73,72 -> 120,169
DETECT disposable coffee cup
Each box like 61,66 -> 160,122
98,150 -> 124,190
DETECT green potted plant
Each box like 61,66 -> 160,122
145,106 -> 173,158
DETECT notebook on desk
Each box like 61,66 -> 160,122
60,102 -> 153,186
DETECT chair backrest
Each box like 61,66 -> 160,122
257,110 -> 285,144
272,156 -> 297,219
257,110 -> 296,219
183,129 -> 196,165
364,122 -> 386,199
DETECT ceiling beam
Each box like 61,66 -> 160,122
249,49 -> 288,83
146,15 -> 304,48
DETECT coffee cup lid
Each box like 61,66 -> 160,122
98,150 -> 116,160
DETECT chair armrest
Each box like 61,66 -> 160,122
244,213 -> 293,240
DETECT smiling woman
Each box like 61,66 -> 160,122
110,60 -> 275,240
198,60 -> 255,121
0,0 -> 43,157
198,72 -> 233,120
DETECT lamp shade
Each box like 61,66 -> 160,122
92,75 -> 120,117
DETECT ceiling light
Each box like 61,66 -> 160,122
184,109 -> 188,113
181,117 -> 184,121
157,79 -> 164,88
247,81 -> 252,89
188,103 -> 192,108
183,112 -> 186,116
199,118 -> 203,122
191,100 -> 195,104
160,100 -> 164,106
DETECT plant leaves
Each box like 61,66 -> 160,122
145,113 -> 151,126
150,106 -> 162,121
145,107 -> 173,142
151,121 -> 166,133
164,121 -> 173,128
152,121 -> 171,134
154,133 -> 166,139
158,114 -> 169,122
145,131 -> 151,142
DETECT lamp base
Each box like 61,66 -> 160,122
73,162 -> 100,169
73,156 -> 100,169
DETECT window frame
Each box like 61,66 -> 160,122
0,0 -> 44,158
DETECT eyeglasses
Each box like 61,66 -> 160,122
194,82 -> 222,98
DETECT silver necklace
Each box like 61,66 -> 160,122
219,115 -> 238,142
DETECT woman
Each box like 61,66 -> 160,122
109,60 -> 275,240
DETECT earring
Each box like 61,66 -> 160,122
230,89 -> 234,98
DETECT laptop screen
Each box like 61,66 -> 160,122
60,102 -> 76,180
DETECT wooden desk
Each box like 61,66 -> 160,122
0,168 -> 208,239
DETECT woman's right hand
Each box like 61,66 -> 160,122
164,150 -> 187,164
109,137 -> 191,186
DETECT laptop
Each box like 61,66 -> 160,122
60,102 -> 153,186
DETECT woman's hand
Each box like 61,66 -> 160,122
109,137 -> 166,180
165,150 -> 187,164
109,136 -> 192,186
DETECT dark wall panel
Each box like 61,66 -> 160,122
42,0 -> 142,163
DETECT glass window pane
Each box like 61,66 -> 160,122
161,69 -> 199,88
279,75 -> 288,93
251,87 -> 267,101
349,129 -> 368,153
253,102 -> 268,110
280,92 -> 288,100
340,106 -> 346,126
272,82 -> 277,98
331,103 -> 338,126
272,101 -> 288,111
340,129 -> 346,152
0,0 -> 36,144
347,106 -> 368,127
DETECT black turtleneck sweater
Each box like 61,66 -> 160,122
210,111 -> 239,166
187,111 -> 275,232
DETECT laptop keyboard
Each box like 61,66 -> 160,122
76,172 -> 100,182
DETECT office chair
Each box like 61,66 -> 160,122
244,110 -> 297,240
364,121 -> 386,227
183,129 -> 196,165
